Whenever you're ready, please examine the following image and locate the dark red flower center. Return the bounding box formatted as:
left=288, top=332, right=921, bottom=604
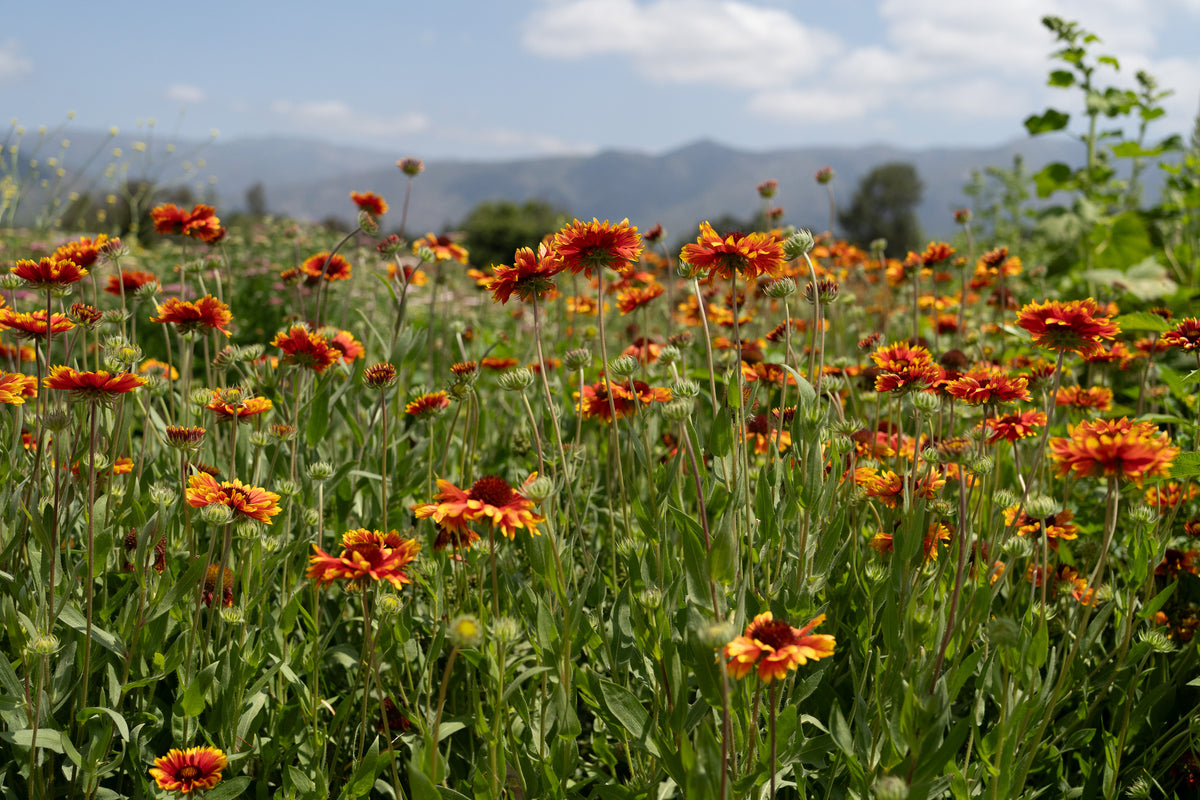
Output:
left=746, top=414, right=770, bottom=435
left=747, top=618, right=796, bottom=650
left=469, top=476, right=514, bottom=507
left=176, top=765, right=202, bottom=780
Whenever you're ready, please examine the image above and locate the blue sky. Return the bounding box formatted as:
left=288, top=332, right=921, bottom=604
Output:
left=5, top=0, right=1199, bottom=160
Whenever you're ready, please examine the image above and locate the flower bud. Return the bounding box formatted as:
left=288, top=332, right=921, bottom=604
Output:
left=656, top=345, right=681, bottom=367
left=498, top=368, right=534, bottom=392
left=523, top=475, right=554, bottom=503
left=150, top=483, right=176, bottom=507
left=814, top=166, right=835, bottom=185
left=303, top=508, right=321, bottom=527
left=357, top=210, right=380, bottom=235
left=993, top=489, right=1019, bottom=510
left=1128, top=504, right=1158, bottom=528
left=783, top=230, right=815, bottom=260
left=607, top=354, right=638, bottom=380
left=307, top=461, right=334, bottom=481
left=199, top=503, right=234, bottom=525
left=563, top=348, right=591, bottom=372
left=672, top=378, right=700, bottom=399
left=1024, top=495, right=1058, bottom=520
left=397, top=157, right=424, bottom=177
left=764, top=277, right=796, bottom=299
left=219, top=606, right=245, bottom=625
left=910, top=392, right=940, bottom=414
left=378, top=593, right=405, bottom=616
left=27, top=632, right=60, bottom=657
left=662, top=398, right=693, bottom=422
left=967, top=456, right=994, bottom=477
left=492, top=616, right=521, bottom=644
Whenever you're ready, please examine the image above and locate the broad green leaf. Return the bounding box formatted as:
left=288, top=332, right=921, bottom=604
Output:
left=1113, top=311, right=1170, bottom=333
left=1170, top=452, right=1200, bottom=479
left=1033, top=162, right=1074, bottom=197
left=1025, top=109, right=1070, bottom=136
left=203, top=776, right=252, bottom=800
left=1047, top=70, right=1075, bottom=88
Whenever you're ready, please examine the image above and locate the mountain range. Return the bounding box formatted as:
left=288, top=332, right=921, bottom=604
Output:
left=9, top=129, right=1097, bottom=239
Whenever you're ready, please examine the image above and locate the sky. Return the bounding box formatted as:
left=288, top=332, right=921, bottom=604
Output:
left=4, top=0, right=1199, bottom=161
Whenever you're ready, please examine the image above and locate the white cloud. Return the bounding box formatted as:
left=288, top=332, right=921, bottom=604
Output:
left=0, top=39, right=32, bottom=85
left=268, top=100, right=430, bottom=140
left=467, top=126, right=598, bottom=156
left=523, top=0, right=841, bottom=89
left=524, top=0, right=1200, bottom=139
left=166, top=84, right=206, bottom=103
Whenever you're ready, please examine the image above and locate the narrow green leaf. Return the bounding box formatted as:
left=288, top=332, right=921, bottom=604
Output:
left=344, top=738, right=380, bottom=798
left=202, top=776, right=252, bottom=800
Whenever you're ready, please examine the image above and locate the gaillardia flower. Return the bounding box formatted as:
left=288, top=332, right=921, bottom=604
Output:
left=44, top=366, right=146, bottom=402
left=414, top=474, right=545, bottom=541
left=553, top=218, right=642, bottom=277
left=272, top=326, right=339, bottom=373
left=350, top=191, right=388, bottom=216
left=680, top=222, right=785, bottom=281
left=724, top=612, right=835, bottom=683
left=1049, top=417, right=1179, bottom=486
left=186, top=473, right=282, bottom=524
left=0, top=371, right=37, bottom=405
left=485, top=245, right=564, bottom=304
left=299, top=252, right=352, bottom=284
left=871, top=342, right=939, bottom=394
left=11, top=256, right=87, bottom=289
left=1016, top=298, right=1119, bottom=358
left=151, top=203, right=225, bottom=243
left=413, top=233, right=469, bottom=264
left=307, top=529, right=420, bottom=590
left=151, top=296, right=233, bottom=337
left=149, top=745, right=227, bottom=793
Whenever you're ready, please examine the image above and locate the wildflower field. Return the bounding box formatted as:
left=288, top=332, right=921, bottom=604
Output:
left=3, top=16, right=1200, bottom=800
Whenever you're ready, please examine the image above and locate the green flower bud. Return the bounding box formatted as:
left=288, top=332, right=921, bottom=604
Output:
left=783, top=229, right=815, bottom=260
left=307, top=461, right=334, bottom=481
left=563, top=348, right=591, bottom=371
left=607, top=354, right=638, bottom=380
left=498, top=368, right=534, bottom=392
left=199, top=503, right=234, bottom=525
left=764, top=277, right=796, bottom=299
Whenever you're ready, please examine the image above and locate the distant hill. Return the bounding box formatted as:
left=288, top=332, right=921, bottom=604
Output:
left=7, top=129, right=1096, bottom=239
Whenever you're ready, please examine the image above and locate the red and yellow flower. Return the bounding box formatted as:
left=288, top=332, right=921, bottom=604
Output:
left=44, top=366, right=146, bottom=401
left=299, top=252, right=352, bottom=284
left=413, top=233, right=469, bottom=264
left=414, top=474, right=545, bottom=541
left=1015, top=298, right=1120, bottom=358
left=1049, top=417, right=1179, bottom=486
left=679, top=222, right=784, bottom=280
left=350, top=191, right=388, bottom=216
left=0, top=371, right=37, bottom=405
left=405, top=391, right=450, bottom=418
left=981, top=410, right=1046, bottom=444
left=0, top=309, right=75, bottom=339
left=870, top=342, right=939, bottom=394
left=943, top=364, right=1030, bottom=405
left=11, top=256, right=87, bottom=288
left=724, top=612, right=835, bottom=683
left=151, top=296, right=233, bottom=337
left=149, top=745, right=227, bottom=794
left=553, top=218, right=643, bottom=277
left=205, top=392, right=273, bottom=422
left=185, top=473, right=282, bottom=524
left=307, top=529, right=421, bottom=590
left=151, top=203, right=225, bottom=243
left=272, top=326, right=339, bottom=373
left=1161, top=318, right=1200, bottom=352
left=485, top=245, right=564, bottom=304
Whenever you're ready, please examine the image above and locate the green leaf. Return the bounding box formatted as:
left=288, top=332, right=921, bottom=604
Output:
left=344, top=738, right=380, bottom=798
left=1, top=728, right=82, bottom=765
left=407, top=760, right=441, bottom=800
left=596, top=679, right=659, bottom=756
left=202, top=776, right=252, bottom=800
left=1113, top=311, right=1170, bottom=333
left=1138, top=581, right=1176, bottom=621
left=1025, top=109, right=1070, bottom=136
left=1047, top=70, right=1075, bottom=87
left=1033, top=162, right=1074, bottom=198
left=57, top=604, right=125, bottom=657
left=1170, top=452, right=1200, bottom=479
left=306, top=381, right=331, bottom=449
